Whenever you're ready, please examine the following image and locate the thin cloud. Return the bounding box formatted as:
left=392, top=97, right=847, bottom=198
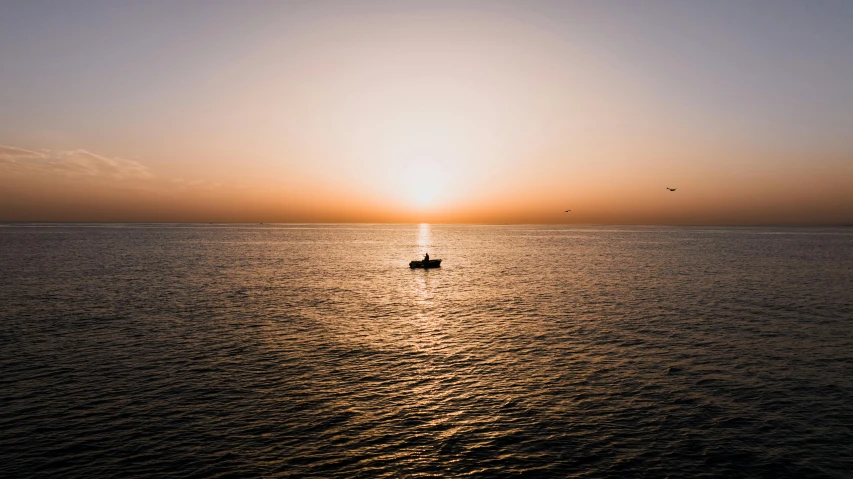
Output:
left=169, top=177, right=222, bottom=190
left=0, top=144, right=153, bottom=180
left=0, top=144, right=44, bottom=160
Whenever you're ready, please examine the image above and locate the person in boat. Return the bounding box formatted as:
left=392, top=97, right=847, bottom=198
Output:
left=423, top=252, right=429, bottom=262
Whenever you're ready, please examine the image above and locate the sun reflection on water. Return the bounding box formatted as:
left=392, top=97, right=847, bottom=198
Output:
left=417, top=223, right=432, bottom=253
left=408, top=223, right=444, bottom=358
left=412, top=265, right=434, bottom=306
left=413, top=223, right=438, bottom=306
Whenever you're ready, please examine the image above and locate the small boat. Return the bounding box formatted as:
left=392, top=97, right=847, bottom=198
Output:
left=410, top=259, right=442, bottom=269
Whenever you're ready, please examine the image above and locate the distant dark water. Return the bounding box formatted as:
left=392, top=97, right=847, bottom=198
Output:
left=1, top=224, right=852, bottom=478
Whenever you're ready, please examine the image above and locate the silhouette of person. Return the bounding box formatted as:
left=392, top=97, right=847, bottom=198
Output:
left=423, top=252, right=429, bottom=262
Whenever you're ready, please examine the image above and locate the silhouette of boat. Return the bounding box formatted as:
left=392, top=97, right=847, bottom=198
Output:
left=409, top=259, right=442, bottom=269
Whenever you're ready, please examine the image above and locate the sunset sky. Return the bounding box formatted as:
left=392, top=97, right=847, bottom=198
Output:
left=1, top=1, right=851, bottom=224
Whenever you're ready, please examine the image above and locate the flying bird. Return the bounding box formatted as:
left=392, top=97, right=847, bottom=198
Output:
left=666, top=188, right=677, bottom=191
left=565, top=210, right=571, bottom=212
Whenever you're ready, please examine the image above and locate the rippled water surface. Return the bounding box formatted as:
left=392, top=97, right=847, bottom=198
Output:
left=2, top=224, right=852, bottom=478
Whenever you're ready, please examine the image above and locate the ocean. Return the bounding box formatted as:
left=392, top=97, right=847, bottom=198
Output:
left=1, top=224, right=851, bottom=478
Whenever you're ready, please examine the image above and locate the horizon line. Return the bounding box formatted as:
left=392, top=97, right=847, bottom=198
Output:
left=2, top=221, right=851, bottom=228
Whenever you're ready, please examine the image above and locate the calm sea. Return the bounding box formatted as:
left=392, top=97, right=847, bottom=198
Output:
left=1, top=224, right=852, bottom=478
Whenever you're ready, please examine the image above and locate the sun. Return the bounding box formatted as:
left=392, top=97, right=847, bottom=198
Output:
left=414, top=188, right=435, bottom=207
left=403, top=159, right=449, bottom=209
left=372, top=118, right=472, bottom=211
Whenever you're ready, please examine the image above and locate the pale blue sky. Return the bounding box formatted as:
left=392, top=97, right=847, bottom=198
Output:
left=3, top=1, right=851, bottom=146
